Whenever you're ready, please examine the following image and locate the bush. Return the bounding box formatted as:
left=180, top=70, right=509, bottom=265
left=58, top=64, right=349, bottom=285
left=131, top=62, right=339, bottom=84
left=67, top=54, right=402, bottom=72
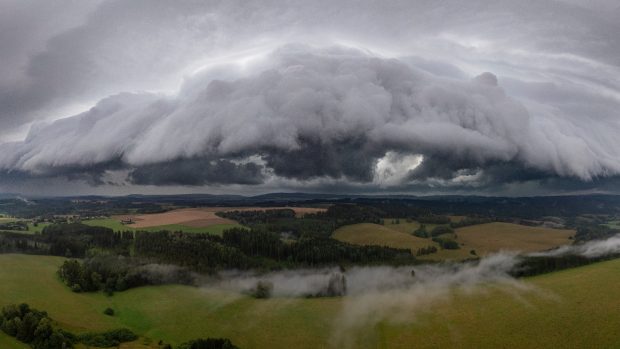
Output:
left=178, top=338, right=239, bottom=349
left=417, top=215, right=451, bottom=224
left=416, top=245, right=438, bottom=256
left=79, top=328, right=137, bottom=347
left=430, top=226, right=454, bottom=237
left=103, top=308, right=114, bottom=316
left=251, top=281, right=273, bottom=299
left=0, top=303, right=75, bottom=349
left=432, top=237, right=460, bottom=250
left=412, top=225, right=429, bottom=238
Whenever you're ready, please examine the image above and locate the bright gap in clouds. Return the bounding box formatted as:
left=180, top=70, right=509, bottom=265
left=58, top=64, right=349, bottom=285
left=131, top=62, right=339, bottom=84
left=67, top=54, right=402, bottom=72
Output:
left=374, top=152, right=424, bottom=187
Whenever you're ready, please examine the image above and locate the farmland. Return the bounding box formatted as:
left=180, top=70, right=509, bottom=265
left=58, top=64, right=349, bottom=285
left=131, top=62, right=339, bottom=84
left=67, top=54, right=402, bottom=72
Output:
left=456, top=222, right=574, bottom=255
left=113, top=207, right=326, bottom=228
left=79, top=206, right=326, bottom=235
left=333, top=220, right=575, bottom=260
left=1, top=253, right=620, bottom=348
left=332, top=223, right=433, bottom=252
left=82, top=218, right=244, bottom=235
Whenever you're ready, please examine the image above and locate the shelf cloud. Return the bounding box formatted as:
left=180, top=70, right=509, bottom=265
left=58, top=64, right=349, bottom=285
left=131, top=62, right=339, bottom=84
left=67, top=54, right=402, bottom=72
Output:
left=1, top=0, right=619, bottom=195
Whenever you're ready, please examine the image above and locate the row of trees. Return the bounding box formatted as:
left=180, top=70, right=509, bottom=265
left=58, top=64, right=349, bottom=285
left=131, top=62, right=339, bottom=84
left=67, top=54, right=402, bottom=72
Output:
left=135, top=229, right=414, bottom=272
left=219, top=205, right=387, bottom=239
left=0, top=221, right=28, bottom=231
left=58, top=255, right=195, bottom=294
left=511, top=253, right=620, bottom=277
left=416, top=246, right=438, bottom=256
left=0, top=223, right=134, bottom=257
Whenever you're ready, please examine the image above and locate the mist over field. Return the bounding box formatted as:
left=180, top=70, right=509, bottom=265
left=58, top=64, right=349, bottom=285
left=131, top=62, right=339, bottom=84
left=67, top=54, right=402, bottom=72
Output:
left=186, top=233, right=619, bottom=347
left=208, top=233, right=620, bottom=296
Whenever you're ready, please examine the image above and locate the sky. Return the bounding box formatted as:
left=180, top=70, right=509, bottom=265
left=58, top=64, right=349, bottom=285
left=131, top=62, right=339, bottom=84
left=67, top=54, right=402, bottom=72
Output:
left=0, top=0, right=619, bottom=196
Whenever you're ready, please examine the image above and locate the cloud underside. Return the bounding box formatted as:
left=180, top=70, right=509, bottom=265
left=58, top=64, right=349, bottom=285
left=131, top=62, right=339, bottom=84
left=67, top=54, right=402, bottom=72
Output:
left=0, top=44, right=619, bottom=194
left=1, top=0, right=619, bottom=194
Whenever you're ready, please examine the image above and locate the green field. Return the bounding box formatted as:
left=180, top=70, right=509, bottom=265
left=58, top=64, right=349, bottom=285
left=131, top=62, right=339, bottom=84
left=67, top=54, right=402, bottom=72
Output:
left=604, top=220, right=620, bottom=229
left=82, top=218, right=244, bottom=236
left=0, top=332, right=30, bottom=348
left=2, top=253, right=620, bottom=348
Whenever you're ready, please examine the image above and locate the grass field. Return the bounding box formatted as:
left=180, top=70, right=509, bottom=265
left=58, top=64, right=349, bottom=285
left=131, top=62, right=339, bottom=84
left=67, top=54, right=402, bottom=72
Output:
left=82, top=218, right=244, bottom=236
left=1, top=253, right=620, bottom=348
left=0, top=332, right=30, bottom=348
left=604, top=220, right=620, bottom=229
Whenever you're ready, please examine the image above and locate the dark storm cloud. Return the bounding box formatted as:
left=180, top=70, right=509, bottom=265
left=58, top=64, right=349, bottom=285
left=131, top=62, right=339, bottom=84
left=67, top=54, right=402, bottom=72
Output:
left=0, top=0, right=619, bottom=194
left=262, top=137, right=383, bottom=182
left=128, top=158, right=265, bottom=186
left=1, top=44, right=619, bottom=192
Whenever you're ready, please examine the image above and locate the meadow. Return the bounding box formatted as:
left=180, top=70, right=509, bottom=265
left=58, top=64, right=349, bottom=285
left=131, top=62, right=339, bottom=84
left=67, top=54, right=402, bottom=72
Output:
left=2, top=253, right=620, bottom=348
left=604, top=220, right=620, bottom=229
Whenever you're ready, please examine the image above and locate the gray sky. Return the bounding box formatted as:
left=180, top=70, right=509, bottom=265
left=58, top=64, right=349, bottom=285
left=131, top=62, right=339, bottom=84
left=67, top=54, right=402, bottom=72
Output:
left=1, top=0, right=619, bottom=196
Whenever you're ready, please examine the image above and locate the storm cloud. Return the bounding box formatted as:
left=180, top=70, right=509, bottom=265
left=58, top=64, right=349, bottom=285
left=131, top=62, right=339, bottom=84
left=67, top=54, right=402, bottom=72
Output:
left=0, top=0, right=619, bottom=194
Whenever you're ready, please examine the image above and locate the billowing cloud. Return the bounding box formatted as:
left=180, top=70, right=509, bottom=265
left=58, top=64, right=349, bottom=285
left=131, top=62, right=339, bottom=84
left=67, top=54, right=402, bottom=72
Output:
left=0, top=0, right=619, bottom=194
left=1, top=45, right=620, bottom=191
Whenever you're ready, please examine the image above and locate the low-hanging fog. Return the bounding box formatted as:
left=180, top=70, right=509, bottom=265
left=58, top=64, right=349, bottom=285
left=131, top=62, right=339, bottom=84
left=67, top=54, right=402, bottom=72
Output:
left=200, top=234, right=620, bottom=347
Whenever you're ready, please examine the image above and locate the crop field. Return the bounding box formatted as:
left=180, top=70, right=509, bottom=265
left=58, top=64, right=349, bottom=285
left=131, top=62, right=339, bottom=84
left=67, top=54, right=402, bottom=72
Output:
left=333, top=221, right=473, bottom=260
left=82, top=218, right=245, bottom=235
left=113, top=207, right=326, bottom=229
left=334, top=221, right=575, bottom=261
left=81, top=206, right=325, bottom=235
left=455, top=222, right=575, bottom=255
left=332, top=223, right=433, bottom=252
left=1, top=253, right=620, bottom=348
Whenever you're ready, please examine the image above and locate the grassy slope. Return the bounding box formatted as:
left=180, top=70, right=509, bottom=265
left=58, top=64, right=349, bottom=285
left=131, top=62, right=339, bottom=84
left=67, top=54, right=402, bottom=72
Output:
left=1, top=254, right=620, bottom=348
left=82, top=218, right=244, bottom=236
left=0, top=332, right=30, bottom=348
